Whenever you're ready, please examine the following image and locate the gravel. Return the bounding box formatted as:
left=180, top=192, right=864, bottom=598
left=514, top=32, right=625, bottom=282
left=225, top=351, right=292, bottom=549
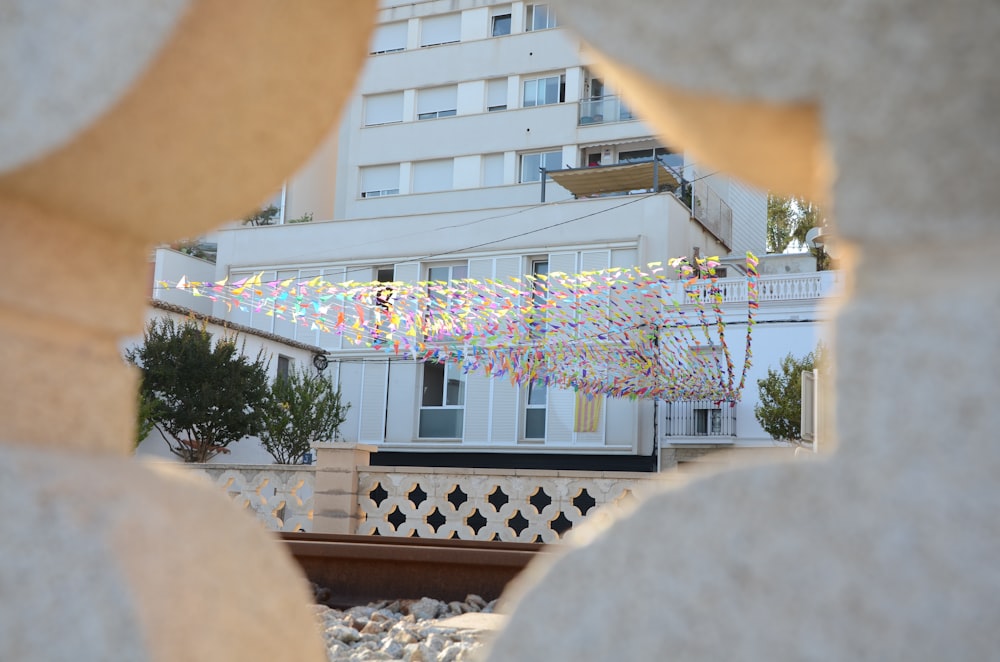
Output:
left=311, top=587, right=499, bottom=661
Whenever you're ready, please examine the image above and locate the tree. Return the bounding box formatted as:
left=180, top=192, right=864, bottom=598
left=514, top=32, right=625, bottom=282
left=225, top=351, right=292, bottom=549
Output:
left=766, top=194, right=831, bottom=269
left=241, top=204, right=280, bottom=226
left=260, top=368, right=350, bottom=464
left=754, top=349, right=820, bottom=445
left=126, top=318, right=271, bottom=462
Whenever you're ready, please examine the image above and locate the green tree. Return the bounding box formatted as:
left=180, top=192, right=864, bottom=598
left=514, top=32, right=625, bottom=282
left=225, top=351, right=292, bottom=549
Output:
left=126, top=318, right=270, bottom=462
left=766, top=194, right=831, bottom=269
left=260, top=368, right=350, bottom=464
left=754, top=349, right=820, bottom=445
left=242, top=204, right=280, bottom=226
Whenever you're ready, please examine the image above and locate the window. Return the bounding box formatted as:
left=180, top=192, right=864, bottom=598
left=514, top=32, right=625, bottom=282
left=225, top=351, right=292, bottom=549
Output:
left=523, top=74, right=565, bottom=107
left=417, top=85, right=458, bottom=120
left=276, top=355, right=292, bottom=380
left=412, top=159, right=454, bottom=194
left=264, top=185, right=286, bottom=224
left=487, top=78, right=508, bottom=112
left=426, top=263, right=469, bottom=325
left=618, top=146, right=682, bottom=170
left=491, top=13, right=511, bottom=36
left=420, top=13, right=460, bottom=47
left=482, top=153, right=505, bottom=187
left=370, top=22, right=407, bottom=54
left=524, top=380, right=547, bottom=439
left=694, top=407, right=723, bottom=435
left=526, top=4, right=557, bottom=31
left=519, top=150, right=563, bottom=183
left=529, top=259, right=548, bottom=336
left=364, top=92, right=403, bottom=126
left=419, top=362, right=466, bottom=438
left=360, top=164, right=400, bottom=198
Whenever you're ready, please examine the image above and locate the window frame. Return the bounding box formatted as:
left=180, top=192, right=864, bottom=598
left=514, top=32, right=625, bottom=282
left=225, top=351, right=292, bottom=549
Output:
left=491, top=13, right=512, bottom=37
left=418, top=361, right=467, bottom=438
left=360, top=164, right=401, bottom=199
left=526, top=4, right=558, bottom=31
left=522, top=74, right=565, bottom=108
left=519, top=150, right=563, bottom=183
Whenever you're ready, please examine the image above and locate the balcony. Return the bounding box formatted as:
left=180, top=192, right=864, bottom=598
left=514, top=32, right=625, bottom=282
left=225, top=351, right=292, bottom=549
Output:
left=578, top=95, right=636, bottom=125
left=663, top=400, right=737, bottom=439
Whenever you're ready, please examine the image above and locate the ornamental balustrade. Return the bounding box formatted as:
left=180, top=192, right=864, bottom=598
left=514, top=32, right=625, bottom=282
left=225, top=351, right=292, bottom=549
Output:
left=355, top=468, right=672, bottom=543
left=188, top=464, right=315, bottom=532
left=677, top=272, right=833, bottom=306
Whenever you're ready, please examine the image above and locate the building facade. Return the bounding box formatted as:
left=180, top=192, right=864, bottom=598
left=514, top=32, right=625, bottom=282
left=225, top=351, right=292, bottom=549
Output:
left=153, top=1, right=832, bottom=470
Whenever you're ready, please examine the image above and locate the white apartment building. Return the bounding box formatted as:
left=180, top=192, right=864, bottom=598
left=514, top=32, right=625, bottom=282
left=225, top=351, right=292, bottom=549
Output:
left=153, top=1, right=834, bottom=471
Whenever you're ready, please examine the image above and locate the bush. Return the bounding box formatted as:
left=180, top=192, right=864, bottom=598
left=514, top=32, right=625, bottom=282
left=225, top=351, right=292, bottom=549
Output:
left=260, top=368, right=350, bottom=464
left=126, top=318, right=270, bottom=462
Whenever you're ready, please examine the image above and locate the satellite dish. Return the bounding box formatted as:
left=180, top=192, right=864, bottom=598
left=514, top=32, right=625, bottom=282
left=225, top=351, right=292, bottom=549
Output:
left=804, top=226, right=822, bottom=248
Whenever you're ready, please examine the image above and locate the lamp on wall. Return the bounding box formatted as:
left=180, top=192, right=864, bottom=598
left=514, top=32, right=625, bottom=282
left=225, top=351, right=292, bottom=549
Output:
left=312, top=353, right=329, bottom=372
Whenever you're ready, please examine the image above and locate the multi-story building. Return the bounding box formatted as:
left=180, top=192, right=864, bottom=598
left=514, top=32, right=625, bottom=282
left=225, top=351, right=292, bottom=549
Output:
left=150, top=2, right=833, bottom=470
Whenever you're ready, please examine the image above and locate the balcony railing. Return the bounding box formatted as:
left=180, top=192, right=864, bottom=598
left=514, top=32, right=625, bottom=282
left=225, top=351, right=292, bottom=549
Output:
left=663, top=400, right=737, bottom=438
left=675, top=272, right=836, bottom=306
left=578, top=95, right=636, bottom=125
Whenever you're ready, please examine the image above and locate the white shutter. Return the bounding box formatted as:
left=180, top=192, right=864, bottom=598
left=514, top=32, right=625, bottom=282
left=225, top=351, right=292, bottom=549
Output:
left=272, top=269, right=299, bottom=342
left=358, top=360, right=388, bottom=443
left=487, top=78, right=508, bottom=110
left=482, top=153, right=505, bottom=186
left=392, top=262, right=420, bottom=284
left=420, top=13, right=460, bottom=46
left=463, top=258, right=494, bottom=442
left=341, top=266, right=373, bottom=348
left=412, top=159, right=454, bottom=193
left=247, top=270, right=276, bottom=334
left=364, top=92, right=403, bottom=126
left=361, top=164, right=399, bottom=196
left=417, top=86, right=457, bottom=116
left=370, top=22, right=407, bottom=53
left=545, top=252, right=577, bottom=444
left=491, top=256, right=522, bottom=443
left=339, top=361, right=364, bottom=442
left=322, top=266, right=346, bottom=349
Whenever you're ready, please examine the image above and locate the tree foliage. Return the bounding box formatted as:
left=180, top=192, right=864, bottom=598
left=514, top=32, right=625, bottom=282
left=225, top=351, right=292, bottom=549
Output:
left=766, top=194, right=831, bottom=269
left=754, top=349, right=819, bottom=444
left=126, top=318, right=271, bottom=462
left=242, top=204, right=280, bottom=227
left=260, top=368, right=350, bottom=464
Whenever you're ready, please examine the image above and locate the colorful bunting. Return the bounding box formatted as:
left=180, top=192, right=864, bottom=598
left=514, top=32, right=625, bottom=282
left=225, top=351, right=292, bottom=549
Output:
left=165, top=254, right=758, bottom=401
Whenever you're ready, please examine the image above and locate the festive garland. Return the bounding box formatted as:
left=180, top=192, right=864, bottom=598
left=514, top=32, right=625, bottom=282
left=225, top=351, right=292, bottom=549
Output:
left=163, top=253, right=758, bottom=401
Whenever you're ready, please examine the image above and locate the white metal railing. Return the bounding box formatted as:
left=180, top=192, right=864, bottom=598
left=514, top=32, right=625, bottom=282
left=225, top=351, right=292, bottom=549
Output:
left=356, top=468, right=671, bottom=543
left=187, top=464, right=314, bottom=532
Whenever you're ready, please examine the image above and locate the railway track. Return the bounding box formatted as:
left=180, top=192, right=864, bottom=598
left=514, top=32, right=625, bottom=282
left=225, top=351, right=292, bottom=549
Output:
left=280, top=532, right=548, bottom=608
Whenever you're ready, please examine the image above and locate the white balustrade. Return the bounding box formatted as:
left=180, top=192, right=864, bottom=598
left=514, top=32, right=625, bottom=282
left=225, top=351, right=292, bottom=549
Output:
left=356, top=469, right=671, bottom=543
left=189, top=464, right=315, bottom=532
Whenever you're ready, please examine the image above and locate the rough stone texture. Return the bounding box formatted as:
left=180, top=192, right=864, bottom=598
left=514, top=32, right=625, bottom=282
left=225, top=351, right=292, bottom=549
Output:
left=313, top=595, right=499, bottom=661
left=0, top=1, right=376, bottom=659
left=487, top=2, right=1000, bottom=660
left=0, top=445, right=326, bottom=661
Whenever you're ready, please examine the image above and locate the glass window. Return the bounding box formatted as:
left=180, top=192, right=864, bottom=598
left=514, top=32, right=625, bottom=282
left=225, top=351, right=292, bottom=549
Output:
left=524, top=380, right=547, bottom=439
left=526, top=4, right=557, bottom=31
left=419, top=362, right=466, bottom=438
left=520, top=150, right=563, bottom=183
left=522, top=74, right=564, bottom=107
left=618, top=146, right=683, bottom=170
left=492, top=13, right=511, bottom=36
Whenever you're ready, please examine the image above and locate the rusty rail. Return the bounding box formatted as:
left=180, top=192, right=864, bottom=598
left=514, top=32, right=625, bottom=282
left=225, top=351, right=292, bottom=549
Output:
left=280, top=532, right=548, bottom=608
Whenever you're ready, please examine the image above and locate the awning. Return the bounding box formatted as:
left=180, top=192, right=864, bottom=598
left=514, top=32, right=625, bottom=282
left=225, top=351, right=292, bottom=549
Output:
left=547, top=161, right=680, bottom=198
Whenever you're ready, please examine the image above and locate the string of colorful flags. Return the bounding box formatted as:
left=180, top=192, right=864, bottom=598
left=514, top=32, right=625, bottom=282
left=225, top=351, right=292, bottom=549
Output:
left=161, top=253, right=758, bottom=401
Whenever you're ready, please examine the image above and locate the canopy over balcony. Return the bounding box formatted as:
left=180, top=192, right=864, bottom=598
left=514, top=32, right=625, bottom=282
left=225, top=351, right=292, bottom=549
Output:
left=546, top=160, right=680, bottom=198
